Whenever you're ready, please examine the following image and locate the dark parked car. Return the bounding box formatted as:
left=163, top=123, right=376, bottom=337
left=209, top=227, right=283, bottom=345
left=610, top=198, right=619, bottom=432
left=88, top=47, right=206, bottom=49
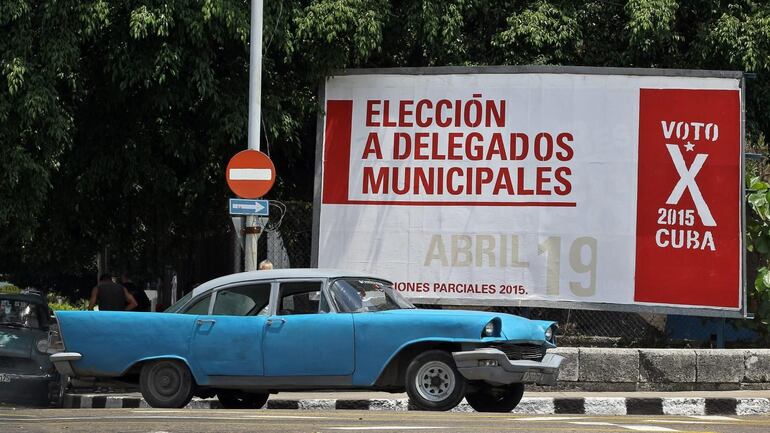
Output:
left=0, top=287, right=61, bottom=407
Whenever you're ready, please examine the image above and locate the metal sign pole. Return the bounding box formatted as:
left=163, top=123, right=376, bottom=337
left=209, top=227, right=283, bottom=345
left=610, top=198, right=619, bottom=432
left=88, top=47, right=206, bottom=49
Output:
left=244, top=0, right=263, bottom=272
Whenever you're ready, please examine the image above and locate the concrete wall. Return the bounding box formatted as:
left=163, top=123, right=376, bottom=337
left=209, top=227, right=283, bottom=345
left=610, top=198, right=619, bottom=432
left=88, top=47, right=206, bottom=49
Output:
left=545, top=348, right=770, bottom=391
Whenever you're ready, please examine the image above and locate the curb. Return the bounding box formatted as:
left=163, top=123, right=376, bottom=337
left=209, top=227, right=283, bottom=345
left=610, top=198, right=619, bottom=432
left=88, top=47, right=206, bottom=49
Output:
left=63, top=395, right=770, bottom=415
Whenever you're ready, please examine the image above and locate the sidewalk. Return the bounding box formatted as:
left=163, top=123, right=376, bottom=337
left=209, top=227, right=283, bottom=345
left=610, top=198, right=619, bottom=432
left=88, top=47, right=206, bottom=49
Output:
left=64, top=390, right=770, bottom=415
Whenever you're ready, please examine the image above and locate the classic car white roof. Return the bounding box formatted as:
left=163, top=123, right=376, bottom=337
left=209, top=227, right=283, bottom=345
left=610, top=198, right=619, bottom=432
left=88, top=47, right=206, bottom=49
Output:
left=190, top=268, right=383, bottom=297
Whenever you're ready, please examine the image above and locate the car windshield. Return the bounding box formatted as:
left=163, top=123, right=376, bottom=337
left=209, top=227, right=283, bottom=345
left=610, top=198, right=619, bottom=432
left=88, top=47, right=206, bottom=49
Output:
left=0, top=298, right=42, bottom=329
left=329, top=278, right=415, bottom=313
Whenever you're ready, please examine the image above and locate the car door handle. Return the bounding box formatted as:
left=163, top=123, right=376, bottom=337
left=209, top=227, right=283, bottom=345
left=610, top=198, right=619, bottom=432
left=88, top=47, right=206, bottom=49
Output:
left=196, top=319, right=216, bottom=325
left=266, top=318, right=286, bottom=326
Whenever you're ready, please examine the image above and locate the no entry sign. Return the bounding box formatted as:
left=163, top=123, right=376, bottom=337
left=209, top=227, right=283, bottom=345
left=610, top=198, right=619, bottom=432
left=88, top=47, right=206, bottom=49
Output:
left=226, top=150, right=276, bottom=198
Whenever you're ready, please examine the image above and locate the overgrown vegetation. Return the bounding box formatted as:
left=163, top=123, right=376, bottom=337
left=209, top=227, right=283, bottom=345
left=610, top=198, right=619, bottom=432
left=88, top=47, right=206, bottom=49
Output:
left=2, top=1, right=770, bottom=332
left=747, top=174, right=770, bottom=342
left=46, top=292, right=88, bottom=311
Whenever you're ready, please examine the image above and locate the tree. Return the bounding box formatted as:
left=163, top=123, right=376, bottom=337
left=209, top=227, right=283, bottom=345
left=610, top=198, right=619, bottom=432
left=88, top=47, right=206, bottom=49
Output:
left=0, top=1, right=86, bottom=268
left=2, top=1, right=769, bottom=306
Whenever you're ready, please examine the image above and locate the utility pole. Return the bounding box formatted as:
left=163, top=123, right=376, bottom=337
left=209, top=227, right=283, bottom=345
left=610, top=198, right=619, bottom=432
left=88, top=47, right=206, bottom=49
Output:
left=244, top=0, right=263, bottom=272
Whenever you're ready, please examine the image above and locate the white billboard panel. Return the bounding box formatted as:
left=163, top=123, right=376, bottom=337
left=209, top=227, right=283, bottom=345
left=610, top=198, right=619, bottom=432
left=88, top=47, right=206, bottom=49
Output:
left=314, top=67, right=745, bottom=316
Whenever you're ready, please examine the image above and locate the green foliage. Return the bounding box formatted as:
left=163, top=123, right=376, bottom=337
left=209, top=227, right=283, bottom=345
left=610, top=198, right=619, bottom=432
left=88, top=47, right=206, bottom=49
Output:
left=705, top=4, right=770, bottom=72
left=625, top=0, right=679, bottom=64
left=295, top=0, right=388, bottom=69
left=46, top=291, right=87, bottom=311
left=0, top=0, right=85, bottom=255
left=129, top=5, right=174, bottom=39
left=48, top=300, right=88, bottom=311
left=494, top=1, right=582, bottom=64
left=380, top=0, right=469, bottom=66
left=2, top=1, right=770, bottom=326
left=746, top=176, right=770, bottom=341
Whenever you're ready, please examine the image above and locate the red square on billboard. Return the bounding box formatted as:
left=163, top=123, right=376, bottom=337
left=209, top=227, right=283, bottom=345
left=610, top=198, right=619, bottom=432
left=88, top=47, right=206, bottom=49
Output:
left=323, top=100, right=353, bottom=204
left=635, top=89, right=741, bottom=308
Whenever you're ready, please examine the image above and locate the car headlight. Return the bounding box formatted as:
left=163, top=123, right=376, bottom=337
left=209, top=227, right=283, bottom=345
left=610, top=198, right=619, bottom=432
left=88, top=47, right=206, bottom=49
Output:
left=544, top=323, right=558, bottom=342
left=482, top=320, right=496, bottom=337
left=36, top=338, right=49, bottom=353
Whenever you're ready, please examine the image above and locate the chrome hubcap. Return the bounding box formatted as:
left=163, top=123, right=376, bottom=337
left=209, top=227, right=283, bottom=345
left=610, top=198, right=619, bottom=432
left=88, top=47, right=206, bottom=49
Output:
left=155, top=366, right=180, bottom=397
left=415, top=360, right=455, bottom=402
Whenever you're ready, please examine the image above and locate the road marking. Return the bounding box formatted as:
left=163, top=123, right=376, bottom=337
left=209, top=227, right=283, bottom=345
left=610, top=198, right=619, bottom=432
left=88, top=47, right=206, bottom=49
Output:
left=131, top=410, right=331, bottom=420
left=326, top=428, right=446, bottom=431
left=645, top=420, right=714, bottom=424
left=131, top=410, right=195, bottom=413
left=243, top=415, right=332, bottom=419
left=0, top=416, right=279, bottom=422
left=514, top=416, right=588, bottom=421
left=688, top=415, right=741, bottom=421
left=0, top=417, right=101, bottom=422
left=617, top=426, right=679, bottom=432
left=571, top=422, right=679, bottom=432
left=570, top=422, right=615, bottom=426
left=229, top=168, right=272, bottom=180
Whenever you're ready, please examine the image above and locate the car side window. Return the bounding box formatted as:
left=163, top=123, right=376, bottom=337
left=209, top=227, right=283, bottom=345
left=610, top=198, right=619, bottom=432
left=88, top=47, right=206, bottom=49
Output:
left=277, top=281, right=330, bottom=315
left=181, top=293, right=212, bottom=315
left=212, top=284, right=270, bottom=316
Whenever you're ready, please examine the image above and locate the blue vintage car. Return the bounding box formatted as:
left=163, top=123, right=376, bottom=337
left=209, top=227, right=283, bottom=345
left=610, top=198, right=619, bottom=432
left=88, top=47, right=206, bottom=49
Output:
left=50, top=269, right=563, bottom=411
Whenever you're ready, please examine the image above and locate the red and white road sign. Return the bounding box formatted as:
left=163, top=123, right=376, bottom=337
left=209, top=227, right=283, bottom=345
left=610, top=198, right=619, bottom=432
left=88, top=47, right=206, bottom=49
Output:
left=226, top=150, right=276, bottom=198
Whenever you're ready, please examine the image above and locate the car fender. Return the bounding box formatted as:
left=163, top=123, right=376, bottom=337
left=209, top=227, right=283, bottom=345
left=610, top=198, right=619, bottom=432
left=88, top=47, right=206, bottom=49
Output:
left=368, top=336, right=496, bottom=386
left=122, top=355, right=205, bottom=385
left=352, top=310, right=555, bottom=386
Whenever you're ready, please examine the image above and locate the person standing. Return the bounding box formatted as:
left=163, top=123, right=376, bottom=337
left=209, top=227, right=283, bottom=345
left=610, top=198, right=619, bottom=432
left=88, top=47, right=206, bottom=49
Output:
left=258, top=260, right=273, bottom=270
left=121, top=273, right=152, bottom=312
left=88, top=274, right=138, bottom=311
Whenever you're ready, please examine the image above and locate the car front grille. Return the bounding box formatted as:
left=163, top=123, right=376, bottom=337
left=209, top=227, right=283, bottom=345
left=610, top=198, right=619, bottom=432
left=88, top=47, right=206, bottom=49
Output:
left=491, top=344, right=546, bottom=361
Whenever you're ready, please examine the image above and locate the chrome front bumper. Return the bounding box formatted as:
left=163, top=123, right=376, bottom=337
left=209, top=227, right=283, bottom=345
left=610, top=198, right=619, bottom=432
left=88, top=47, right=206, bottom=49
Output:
left=49, top=352, right=82, bottom=377
left=452, top=348, right=563, bottom=386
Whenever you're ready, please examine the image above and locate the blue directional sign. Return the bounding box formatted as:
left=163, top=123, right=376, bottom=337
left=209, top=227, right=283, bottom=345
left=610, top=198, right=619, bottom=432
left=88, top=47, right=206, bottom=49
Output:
left=229, top=198, right=269, bottom=216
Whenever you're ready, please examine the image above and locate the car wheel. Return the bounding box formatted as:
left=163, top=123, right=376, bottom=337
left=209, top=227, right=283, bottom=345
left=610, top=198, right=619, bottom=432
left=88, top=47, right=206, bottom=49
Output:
left=217, top=390, right=269, bottom=409
left=405, top=350, right=466, bottom=411
left=465, top=383, right=524, bottom=413
left=140, top=360, right=194, bottom=408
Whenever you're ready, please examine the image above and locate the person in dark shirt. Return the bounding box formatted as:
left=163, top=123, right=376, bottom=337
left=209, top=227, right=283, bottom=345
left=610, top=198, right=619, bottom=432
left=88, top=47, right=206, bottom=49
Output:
left=121, top=273, right=152, bottom=312
left=88, top=274, right=138, bottom=311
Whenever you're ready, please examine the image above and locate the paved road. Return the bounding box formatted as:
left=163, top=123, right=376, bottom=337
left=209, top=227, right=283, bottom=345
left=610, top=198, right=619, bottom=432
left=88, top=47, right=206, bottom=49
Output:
left=0, top=409, right=768, bottom=433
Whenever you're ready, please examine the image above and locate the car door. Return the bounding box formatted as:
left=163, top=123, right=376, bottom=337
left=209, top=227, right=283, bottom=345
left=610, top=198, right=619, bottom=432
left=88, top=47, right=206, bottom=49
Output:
left=188, top=283, right=271, bottom=377
left=262, top=280, right=354, bottom=377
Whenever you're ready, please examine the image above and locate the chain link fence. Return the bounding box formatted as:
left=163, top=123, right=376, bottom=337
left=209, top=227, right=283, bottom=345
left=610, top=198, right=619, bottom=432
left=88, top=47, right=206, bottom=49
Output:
left=489, top=307, right=668, bottom=347
left=259, top=201, right=313, bottom=269
left=257, top=200, right=746, bottom=348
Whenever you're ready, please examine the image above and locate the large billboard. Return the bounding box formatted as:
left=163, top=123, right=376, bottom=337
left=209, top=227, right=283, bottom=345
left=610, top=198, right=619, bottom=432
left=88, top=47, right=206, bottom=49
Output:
left=312, top=66, right=746, bottom=317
